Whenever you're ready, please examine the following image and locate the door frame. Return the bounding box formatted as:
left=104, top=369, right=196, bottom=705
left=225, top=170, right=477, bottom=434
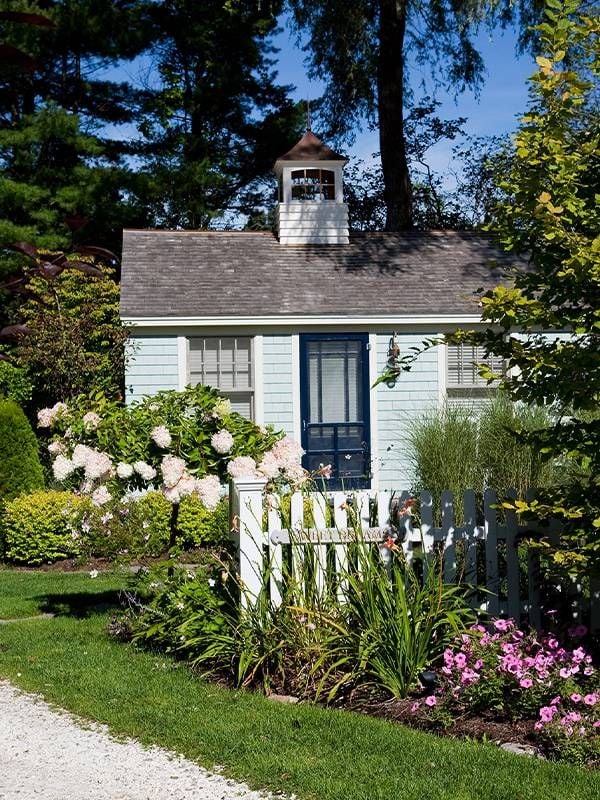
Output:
left=299, top=332, right=371, bottom=489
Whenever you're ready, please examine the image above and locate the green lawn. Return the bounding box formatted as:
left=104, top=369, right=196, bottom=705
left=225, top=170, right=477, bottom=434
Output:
left=0, top=570, right=598, bottom=800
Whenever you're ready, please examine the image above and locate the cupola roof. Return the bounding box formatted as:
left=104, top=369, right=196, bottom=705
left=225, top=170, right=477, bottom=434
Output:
left=275, top=130, right=346, bottom=165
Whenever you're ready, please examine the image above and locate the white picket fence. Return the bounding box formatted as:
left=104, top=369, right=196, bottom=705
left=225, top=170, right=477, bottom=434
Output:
left=230, top=478, right=600, bottom=632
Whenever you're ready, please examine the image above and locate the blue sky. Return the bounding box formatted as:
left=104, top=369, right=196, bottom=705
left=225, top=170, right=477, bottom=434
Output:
left=271, top=16, right=536, bottom=172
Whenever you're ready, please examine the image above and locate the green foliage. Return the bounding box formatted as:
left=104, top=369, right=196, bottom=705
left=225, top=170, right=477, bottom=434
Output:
left=1, top=489, right=81, bottom=564
left=0, top=399, right=43, bottom=501
left=407, top=397, right=560, bottom=520
left=127, top=564, right=229, bottom=656
left=466, top=2, right=600, bottom=571
left=407, top=403, right=479, bottom=518
left=10, top=262, right=127, bottom=406
left=74, top=492, right=231, bottom=559
left=0, top=361, right=33, bottom=406
left=312, top=546, right=476, bottom=700
left=178, top=496, right=230, bottom=546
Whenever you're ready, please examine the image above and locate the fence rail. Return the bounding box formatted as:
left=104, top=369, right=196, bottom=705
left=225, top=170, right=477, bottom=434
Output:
left=230, top=479, right=600, bottom=632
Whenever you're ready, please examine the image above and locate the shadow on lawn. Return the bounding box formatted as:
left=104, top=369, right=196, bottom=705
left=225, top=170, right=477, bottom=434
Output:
left=35, top=590, right=123, bottom=618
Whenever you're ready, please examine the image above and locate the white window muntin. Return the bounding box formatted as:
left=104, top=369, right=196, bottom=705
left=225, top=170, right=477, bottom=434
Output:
left=188, top=336, right=254, bottom=418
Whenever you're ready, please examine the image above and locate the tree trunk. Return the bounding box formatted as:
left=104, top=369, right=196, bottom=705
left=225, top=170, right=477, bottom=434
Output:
left=377, top=0, right=412, bottom=230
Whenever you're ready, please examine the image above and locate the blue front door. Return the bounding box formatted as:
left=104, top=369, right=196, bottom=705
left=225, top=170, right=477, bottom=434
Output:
left=300, top=334, right=371, bottom=489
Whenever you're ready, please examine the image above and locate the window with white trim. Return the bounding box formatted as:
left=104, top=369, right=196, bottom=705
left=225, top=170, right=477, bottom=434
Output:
left=188, top=337, right=254, bottom=418
left=290, top=168, right=335, bottom=201
left=447, top=343, right=504, bottom=398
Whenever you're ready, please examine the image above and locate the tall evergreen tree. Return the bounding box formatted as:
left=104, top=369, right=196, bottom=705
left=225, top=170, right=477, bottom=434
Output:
left=0, top=1, right=151, bottom=253
left=287, top=0, right=545, bottom=231
left=137, top=0, right=303, bottom=229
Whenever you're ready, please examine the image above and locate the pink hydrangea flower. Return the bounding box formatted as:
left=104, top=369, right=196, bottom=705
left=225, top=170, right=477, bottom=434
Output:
left=270, top=437, right=304, bottom=469
left=161, top=455, right=187, bottom=489
left=37, top=402, right=67, bottom=428
left=116, top=462, right=134, bottom=479
left=48, top=440, right=66, bottom=456
left=133, top=461, right=157, bottom=481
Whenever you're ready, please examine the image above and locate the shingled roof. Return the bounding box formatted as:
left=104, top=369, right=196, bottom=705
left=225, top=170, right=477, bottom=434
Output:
left=120, top=229, right=516, bottom=319
left=275, top=130, right=346, bottom=163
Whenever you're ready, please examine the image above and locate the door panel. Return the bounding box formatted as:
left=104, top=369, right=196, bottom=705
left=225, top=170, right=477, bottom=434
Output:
left=300, top=334, right=371, bottom=489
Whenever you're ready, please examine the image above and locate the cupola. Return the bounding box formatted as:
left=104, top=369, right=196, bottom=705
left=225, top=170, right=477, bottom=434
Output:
left=273, top=130, right=349, bottom=245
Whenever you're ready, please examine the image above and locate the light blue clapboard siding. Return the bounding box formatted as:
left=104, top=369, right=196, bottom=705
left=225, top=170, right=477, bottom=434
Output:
left=262, top=335, right=294, bottom=436
left=374, top=333, right=439, bottom=491
left=125, top=335, right=179, bottom=403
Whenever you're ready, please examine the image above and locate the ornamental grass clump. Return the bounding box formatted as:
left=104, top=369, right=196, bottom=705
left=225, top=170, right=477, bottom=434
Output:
left=412, top=619, right=599, bottom=765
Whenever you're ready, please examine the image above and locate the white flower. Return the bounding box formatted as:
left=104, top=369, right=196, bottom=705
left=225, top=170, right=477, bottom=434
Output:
left=151, top=425, right=172, bottom=449
left=48, top=440, right=66, bottom=456
left=271, top=437, right=304, bottom=470
left=37, top=402, right=67, bottom=428
left=100, top=512, right=113, bottom=524
left=82, top=412, right=101, bottom=430
left=160, top=455, right=186, bottom=488
left=83, top=450, right=112, bottom=481
left=91, top=485, right=112, bottom=507
left=72, top=444, right=93, bottom=468
left=211, top=429, right=234, bottom=454
left=226, top=456, right=258, bottom=479
left=116, top=462, right=134, bottom=479
left=195, top=475, right=221, bottom=511
left=52, top=454, right=76, bottom=482
left=257, top=451, right=280, bottom=479
left=285, top=462, right=309, bottom=487
left=213, top=398, right=232, bottom=418
left=133, top=461, right=157, bottom=481
left=89, top=569, right=99, bottom=579
left=162, top=485, right=182, bottom=504
left=208, top=578, right=216, bottom=588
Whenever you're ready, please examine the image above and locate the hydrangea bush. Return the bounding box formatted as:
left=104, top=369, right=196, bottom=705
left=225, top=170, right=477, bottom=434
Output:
left=38, top=385, right=308, bottom=550
left=411, top=618, right=599, bottom=764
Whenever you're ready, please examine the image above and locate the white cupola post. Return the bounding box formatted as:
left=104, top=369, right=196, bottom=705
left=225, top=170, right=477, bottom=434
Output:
left=273, top=130, right=349, bottom=245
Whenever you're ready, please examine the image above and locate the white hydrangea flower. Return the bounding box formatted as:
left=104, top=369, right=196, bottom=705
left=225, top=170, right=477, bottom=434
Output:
left=37, top=401, right=67, bottom=428
left=134, top=461, right=157, bottom=481
left=116, top=462, right=134, bottom=479
left=82, top=412, right=101, bottom=430
left=195, top=475, right=221, bottom=511
left=160, top=455, right=187, bottom=488
left=162, top=485, right=181, bottom=504
left=48, top=440, right=66, bottom=456
left=91, top=485, right=111, bottom=507
left=213, top=398, right=232, bottom=418
left=52, top=454, right=76, bottom=482
left=257, top=451, right=280, bottom=479
left=271, top=437, right=304, bottom=470
left=72, top=444, right=93, bottom=468
left=151, top=425, right=172, bottom=449
left=285, top=462, right=309, bottom=487
left=83, top=450, right=112, bottom=481
left=211, top=429, right=234, bottom=454
left=226, top=456, right=258, bottom=479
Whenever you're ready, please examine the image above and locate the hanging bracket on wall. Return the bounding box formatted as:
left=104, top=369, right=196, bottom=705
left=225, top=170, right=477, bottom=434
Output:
left=385, top=332, right=400, bottom=388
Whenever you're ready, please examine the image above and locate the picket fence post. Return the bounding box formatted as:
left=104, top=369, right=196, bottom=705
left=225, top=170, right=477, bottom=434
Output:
left=230, top=477, right=268, bottom=607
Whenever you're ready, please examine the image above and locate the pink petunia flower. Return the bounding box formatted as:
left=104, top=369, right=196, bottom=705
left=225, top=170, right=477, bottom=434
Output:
left=424, top=696, right=437, bottom=707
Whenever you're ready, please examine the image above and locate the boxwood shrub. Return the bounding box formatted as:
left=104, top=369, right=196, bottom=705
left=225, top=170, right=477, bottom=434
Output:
left=2, top=490, right=82, bottom=564
left=0, top=399, right=44, bottom=501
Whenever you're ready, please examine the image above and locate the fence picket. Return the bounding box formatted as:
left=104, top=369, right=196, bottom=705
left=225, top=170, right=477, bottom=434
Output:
left=419, top=491, right=435, bottom=579
left=267, top=495, right=283, bottom=607
left=463, top=489, right=478, bottom=607
left=333, top=492, right=350, bottom=594
left=311, top=493, right=328, bottom=598
left=441, top=490, right=456, bottom=584
left=484, top=489, right=500, bottom=617
left=505, top=489, right=521, bottom=621
left=290, top=491, right=305, bottom=596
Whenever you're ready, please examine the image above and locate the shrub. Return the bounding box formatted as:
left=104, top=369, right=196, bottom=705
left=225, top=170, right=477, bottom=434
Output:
left=2, top=490, right=82, bottom=564
left=126, top=564, right=228, bottom=656
left=73, top=492, right=231, bottom=559
left=0, top=399, right=44, bottom=501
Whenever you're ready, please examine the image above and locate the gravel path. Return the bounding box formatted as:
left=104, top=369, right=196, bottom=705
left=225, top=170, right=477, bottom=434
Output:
left=0, top=681, right=290, bottom=800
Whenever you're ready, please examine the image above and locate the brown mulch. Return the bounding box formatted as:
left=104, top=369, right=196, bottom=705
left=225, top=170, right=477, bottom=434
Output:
left=365, top=696, right=538, bottom=748
left=3, top=548, right=218, bottom=573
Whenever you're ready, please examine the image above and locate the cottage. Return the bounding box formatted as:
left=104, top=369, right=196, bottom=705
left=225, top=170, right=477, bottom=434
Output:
left=120, top=130, right=511, bottom=490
